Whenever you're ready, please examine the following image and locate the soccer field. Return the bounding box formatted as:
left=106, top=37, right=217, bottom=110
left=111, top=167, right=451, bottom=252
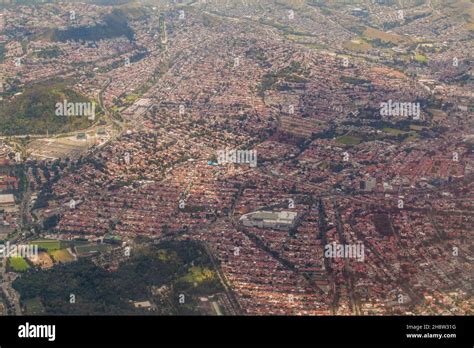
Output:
left=30, top=240, right=61, bottom=251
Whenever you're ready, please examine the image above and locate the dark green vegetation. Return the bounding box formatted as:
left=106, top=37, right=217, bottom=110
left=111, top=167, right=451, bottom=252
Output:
left=0, top=81, right=99, bottom=135
left=340, top=75, right=371, bottom=85
left=30, top=47, right=62, bottom=59
left=52, top=9, right=134, bottom=42
left=258, top=61, right=309, bottom=97
left=0, top=43, right=5, bottom=63
left=13, top=240, right=224, bottom=315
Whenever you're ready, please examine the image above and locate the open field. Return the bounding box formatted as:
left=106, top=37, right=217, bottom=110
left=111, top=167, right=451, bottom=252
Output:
left=180, top=266, right=216, bottom=284
left=29, top=136, right=92, bottom=160
left=280, top=116, right=326, bottom=138
left=403, top=134, right=418, bottom=143
left=409, top=125, right=429, bottom=131
left=336, top=135, right=361, bottom=145
left=30, top=239, right=61, bottom=251
left=74, top=243, right=111, bottom=256
left=343, top=38, right=372, bottom=53
left=383, top=127, right=407, bottom=136
left=8, top=257, right=30, bottom=271
left=28, top=251, right=54, bottom=269
left=363, top=27, right=407, bottom=44
left=50, top=249, right=74, bottom=263
left=414, top=53, right=429, bottom=63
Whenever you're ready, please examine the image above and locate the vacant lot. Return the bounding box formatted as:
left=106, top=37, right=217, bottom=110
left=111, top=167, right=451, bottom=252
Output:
left=28, top=137, right=90, bottom=161
left=364, top=27, right=406, bottom=44
left=28, top=251, right=54, bottom=269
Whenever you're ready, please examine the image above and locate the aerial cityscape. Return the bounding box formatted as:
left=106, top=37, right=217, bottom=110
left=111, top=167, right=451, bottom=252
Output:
left=0, top=0, right=472, bottom=318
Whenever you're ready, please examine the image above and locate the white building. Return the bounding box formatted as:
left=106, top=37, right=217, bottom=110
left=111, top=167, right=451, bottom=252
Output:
left=239, top=211, right=298, bottom=230
left=0, top=194, right=15, bottom=207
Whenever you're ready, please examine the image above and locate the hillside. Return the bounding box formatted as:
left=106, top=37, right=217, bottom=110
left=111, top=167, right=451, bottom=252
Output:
left=52, top=9, right=135, bottom=42
left=0, top=81, right=99, bottom=136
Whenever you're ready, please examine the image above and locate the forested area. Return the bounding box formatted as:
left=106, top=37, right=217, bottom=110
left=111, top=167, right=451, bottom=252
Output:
left=13, top=240, right=223, bottom=315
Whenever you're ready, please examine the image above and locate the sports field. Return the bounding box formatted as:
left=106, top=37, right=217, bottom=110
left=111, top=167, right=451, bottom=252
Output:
left=50, top=249, right=74, bottom=263
left=30, top=239, right=61, bottom=251
left=336, top=135, right=361, bottom=145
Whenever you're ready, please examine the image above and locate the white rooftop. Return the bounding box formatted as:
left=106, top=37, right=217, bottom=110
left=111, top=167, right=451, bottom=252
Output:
left=0, top=194, right=15, bottom=205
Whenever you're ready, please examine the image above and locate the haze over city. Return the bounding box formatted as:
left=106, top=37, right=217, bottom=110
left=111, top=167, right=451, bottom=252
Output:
left=0, top=0, right=472, bottom=319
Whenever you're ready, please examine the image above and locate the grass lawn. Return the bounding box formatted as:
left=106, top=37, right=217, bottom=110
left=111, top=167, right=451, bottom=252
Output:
left=336, top=135, right=361, bottom=145
left=8, top=257, right=30, bottom=271
left=409, top=125, right=428, bottom=131
left=383, top=127, right=407, bottom=135
left=50, top=249, right=74, bottom=263
left=414, top=53, right=429, bottom=63
left=30, top=239, right=61, bottom=251
left=180, top=266, right=215, bottom=284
